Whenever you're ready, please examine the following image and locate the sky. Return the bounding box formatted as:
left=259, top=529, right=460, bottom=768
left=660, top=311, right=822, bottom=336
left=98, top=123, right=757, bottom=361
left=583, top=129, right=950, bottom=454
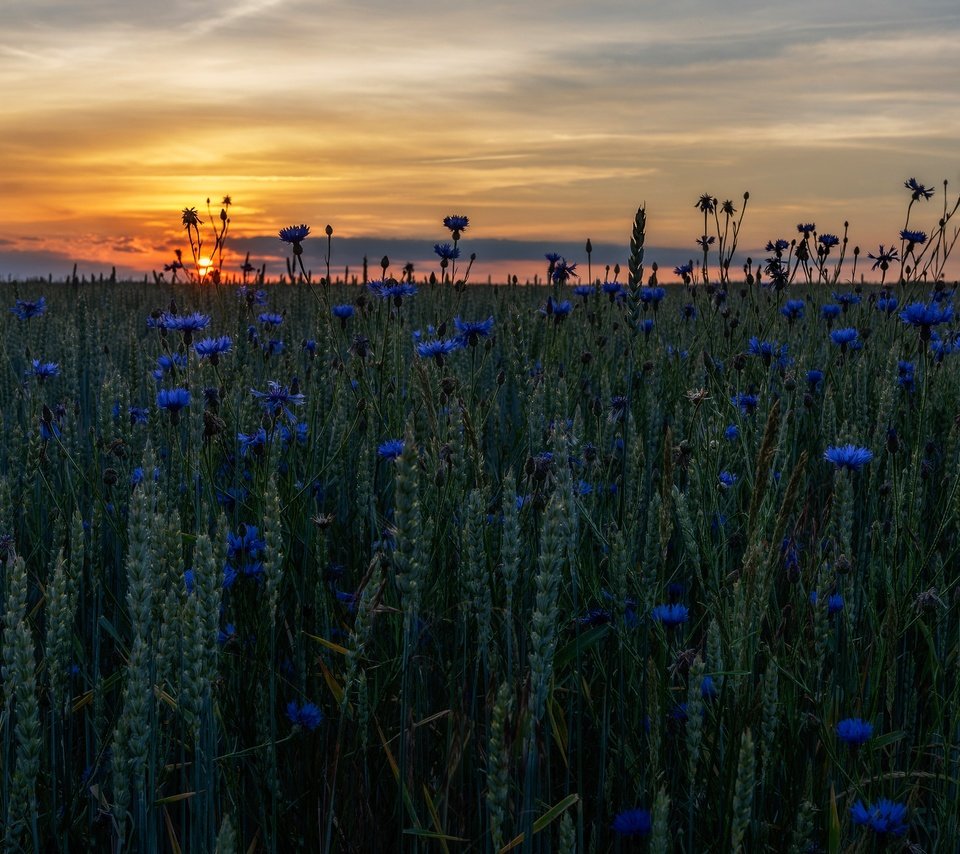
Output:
left=2, top=0, right=959, bottom=284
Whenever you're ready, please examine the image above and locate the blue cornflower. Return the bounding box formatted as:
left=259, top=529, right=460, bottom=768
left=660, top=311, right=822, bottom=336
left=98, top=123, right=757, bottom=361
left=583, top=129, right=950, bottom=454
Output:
left=899, top=301, right=952, bottom=330
left=250, top=381, right=305, bottom=421
left=868, top=245, right=899, bottom=270
left=129, top=406, right=149, bottom=426
left=809, top=590, right=845, bottom=615
left=929, top=331, right=955, bottom=361
left=223, top=563, right=237, bottom=590
left=797, top=223, right=816, bottom=236
left=724, top=424, right=740, bottom=442
left=278, top=224, right=310, bottom=244
left=193, top=336, right=233, bottom=362
left=850, top=799, right=908, bottom=837
left=156, top=388, right=190, bottom=413
left=234, top=561, right=262, bottom=583
left=611, top=808, right=652, bottom=837
left=830, top=327, right=859, bottom=347
left=610, top=395, right=628, bottom=419
left=227, top=526, right=264, bottom=560
left=641, top=318, right=655, bottom=336
left=237, top=285, right=269, bottom=305
left=552, top=258, right=578, bottom=284
left=601, top=281, right=626, bottom=300
left=378, top=439, right=405, bottom=460
left=781, top=299, right=805, bottom=321
left=369, top=280, right=418, bottom=302
left=766, top=238, right=790, bottom=253
left=416, top=338, right=461, bottom=364
left=545, top=252, right=563, bottom=264
left=543, top=299, right=572, bottom=319
left=700, top=675, right=718, bottom=699
left=836, top=718, right=874, bottom=745
left=807, top=369, right=824, bottom=390
left=572, top=284, right=595, bottom=298
left=819, top=233, right=841, bottom=249
left=897, top=361, right=915, bottom=391
left=11, top=297, right=47, bottom=320
left=832, top=291, right=861, bottom=309
left=152, top=353, right=188, bottom=383
left=433, top=242, right=460, bottom=261
left=454, top=316, right=494, bottom=346
left=278, top=422, right=309, bottom=446
left=651, top=603, right=689, bottom=626
left=766, top=257, right=790, bottom=288
left=821, top=304, right=841, bottom=321
left=824, top=444, right=873, bottom=472
left=183, top=568, right=194, bottom=595
left=258, top=312, right=284, bottom=326
left=748, top=337, right=782, bottom=364
left=442, top=214, right=469, bottom=233
left=639, top=286, right=666, bottom=305
left=158, top=312, right=211, bottom=334
left=732, top=393, right=759, bottom=414
left=237, top=428, right=269, bottom=456
left=217, top=623, right=237, bottom=644
left=286, top=700, right=323, bottom=731
left=904, top=177, right=934, bottom=201
left=29, top=360, right=60, bottom=381
left=875, top=295, right=898, bottom=313
left=900, top=228, right=927, bottom=246
left=40, top=419, right=61, bottom=442
left=718, top=471, right=738, bottom=489
left=331, top=305, right=355, bottom=331
left=674, top=262, right=694, bottom=279
left=681, top=303, right=697, bottom=321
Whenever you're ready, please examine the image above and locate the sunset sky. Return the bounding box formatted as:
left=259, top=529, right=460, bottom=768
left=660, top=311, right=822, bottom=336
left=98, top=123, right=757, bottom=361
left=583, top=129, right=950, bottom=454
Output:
left=2, top=0, right=959, bottom=283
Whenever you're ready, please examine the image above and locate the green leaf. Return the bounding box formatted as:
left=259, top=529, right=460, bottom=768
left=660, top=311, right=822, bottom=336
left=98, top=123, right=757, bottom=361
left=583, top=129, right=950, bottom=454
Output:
left=555, top=624, right=610, bottom=670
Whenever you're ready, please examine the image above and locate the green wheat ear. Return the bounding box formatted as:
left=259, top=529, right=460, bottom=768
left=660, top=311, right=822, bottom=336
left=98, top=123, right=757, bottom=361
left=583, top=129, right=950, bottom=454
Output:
left=629, top=204, right=646, bottom=289
left=627, top=204, right=646, bottom=332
